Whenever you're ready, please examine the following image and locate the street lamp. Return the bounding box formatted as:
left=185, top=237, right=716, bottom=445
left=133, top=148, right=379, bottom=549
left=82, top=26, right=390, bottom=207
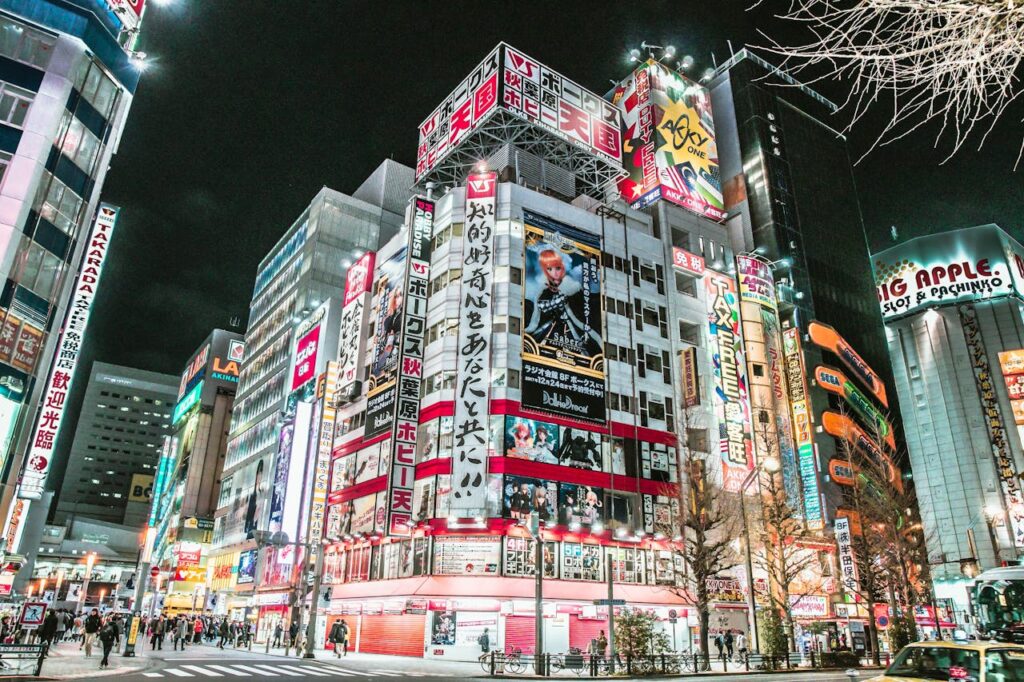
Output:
left=79, top=552, right=96, bottom=614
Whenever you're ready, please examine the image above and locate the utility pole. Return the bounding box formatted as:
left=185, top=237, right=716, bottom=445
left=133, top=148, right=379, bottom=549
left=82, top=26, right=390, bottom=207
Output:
left=607, top=550, right=616, bottom=674
left=303, top=539, right=326, bottom=658
left=740, top=467, right=760, bottom=653
left=532, top=513, right=543, bottom=675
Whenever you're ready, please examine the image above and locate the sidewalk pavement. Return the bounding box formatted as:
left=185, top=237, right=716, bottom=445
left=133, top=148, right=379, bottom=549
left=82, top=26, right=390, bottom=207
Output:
left=37, top=639, right=157, bottom=679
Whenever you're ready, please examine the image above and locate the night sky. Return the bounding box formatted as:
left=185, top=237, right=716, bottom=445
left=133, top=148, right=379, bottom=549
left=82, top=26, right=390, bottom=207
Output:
left=45, top=2, right=1023, bottom=499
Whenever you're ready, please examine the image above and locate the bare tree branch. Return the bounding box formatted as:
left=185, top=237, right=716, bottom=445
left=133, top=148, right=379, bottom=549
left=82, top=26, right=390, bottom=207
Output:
left=752, top=0, right=1024, bottom=168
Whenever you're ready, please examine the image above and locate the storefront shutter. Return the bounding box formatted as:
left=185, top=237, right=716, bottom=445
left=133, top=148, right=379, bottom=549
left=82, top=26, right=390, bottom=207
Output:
left=504, top=615, right=536, bottom=655
left=358, top=614, right=425, bottom=657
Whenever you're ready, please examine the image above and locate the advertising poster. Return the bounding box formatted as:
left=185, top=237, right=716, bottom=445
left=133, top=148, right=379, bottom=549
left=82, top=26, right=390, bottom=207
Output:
left=384, top=198, right=434, bottom=535
left=502, top=476, right=556, bottom=521
left=267, top=421, right=295, bottom=532
left=455, top=613, right=499, bottom=648
left=705, top=270, right=753, bottom=493
left=430, top=611, right=457, bottom=646
left=783, top=327, right=823, bottom=529
left=451, top=174, right=497, bottom=514
left=337, top=492, right=378, bottom=537
left=291, top=323, right=321, bottom=392
left=872, top=225, right=1024, bottom=321
left=433, top=536, right=500, bottom=576
left=681, top=346, right=700, bottom=407
left=412, top=477, right=435, bottom=521
left=522, top=211, right=605, bottom=423
left=236, top=550, right=257, bottom=585
left=504, top=537, right=557, bottom=577
left=557, top=484, right=604, bottom=527
left=338, top=251, right=376, bottom=400
left=21, top=204, right=118, bottom=500
left=504, top=415, right=559, bottom=463
left=961, top=305, right=1024, bottom=547
left=835, top=517, right=860, bottom=594
left=609, top=60, right=724, bottom=220
left=364, top=248, right=407, bottom=438
left=999, top=350, right=1024, bottom=424
left=557, top=427, right=603, bottom=470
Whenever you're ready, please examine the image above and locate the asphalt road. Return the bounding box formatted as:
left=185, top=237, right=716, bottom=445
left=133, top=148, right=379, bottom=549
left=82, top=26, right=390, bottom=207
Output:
left=75, top=644, right=882, bottom=682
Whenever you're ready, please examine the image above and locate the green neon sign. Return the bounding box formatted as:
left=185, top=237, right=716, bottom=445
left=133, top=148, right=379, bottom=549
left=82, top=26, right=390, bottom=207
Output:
left=172, top=380, right=203, bottom=425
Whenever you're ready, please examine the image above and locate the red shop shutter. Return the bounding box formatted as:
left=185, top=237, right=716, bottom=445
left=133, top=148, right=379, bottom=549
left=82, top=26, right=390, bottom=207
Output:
left=569, top=614, right=608, bottom=653
left=504, top=616, right=536, bottom=655
left=358, top=614, right=425, bottom=657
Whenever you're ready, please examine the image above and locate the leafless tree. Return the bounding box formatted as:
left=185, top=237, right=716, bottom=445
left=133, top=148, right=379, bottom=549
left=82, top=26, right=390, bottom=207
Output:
left=671, top=440, right=742, bottom=658
left=752, top=0, right=1024, bottom=167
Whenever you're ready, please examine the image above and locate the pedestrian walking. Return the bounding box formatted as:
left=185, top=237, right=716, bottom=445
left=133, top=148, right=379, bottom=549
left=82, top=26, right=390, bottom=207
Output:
left=150, top=615, right=165, bottom=650
left=38, top=610, right=58, bottom=655
left=174, top=616, right=188, bottom=650
left=714, top=633, right=725, bottom=663
left=724, top=630, right=734, bottom=659
left=55, top=610, right=67, bottom=644
left=340, top=620, right=349, bottom=656
left=72, top=614, right=82, bottom=643
left=98, top=619, right=117, bottom=668
left=476, top=626, right=490, bottom=663
left=193, top=616, right=203, bottom=644
left=217, top=618, right=229, bottom=649
left=83, top=609, right=101, bottom=657
left=288, top=620, right=299, bottom=648
left=272, top=622, right=283, bottom=648
left=736, top=631, right=748, bottom=659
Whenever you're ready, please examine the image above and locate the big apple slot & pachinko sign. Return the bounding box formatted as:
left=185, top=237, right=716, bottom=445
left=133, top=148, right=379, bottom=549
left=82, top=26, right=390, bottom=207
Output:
left=873, top=224, right=1024, bottom=322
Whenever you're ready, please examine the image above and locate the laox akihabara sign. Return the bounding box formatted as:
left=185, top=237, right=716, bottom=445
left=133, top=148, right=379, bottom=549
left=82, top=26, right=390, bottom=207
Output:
left=873, top=224, right=1024, bottom=320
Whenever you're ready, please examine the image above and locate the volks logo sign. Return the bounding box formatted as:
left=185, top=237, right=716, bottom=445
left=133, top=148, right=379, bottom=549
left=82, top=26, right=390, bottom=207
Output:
left=467, top=175, right=496, bottom=198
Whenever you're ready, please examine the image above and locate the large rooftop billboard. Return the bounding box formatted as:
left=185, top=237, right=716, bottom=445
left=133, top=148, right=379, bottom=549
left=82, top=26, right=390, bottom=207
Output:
left=872, top=224, right=1024, bottom=321
left=608, top=60, right=725, bottom=221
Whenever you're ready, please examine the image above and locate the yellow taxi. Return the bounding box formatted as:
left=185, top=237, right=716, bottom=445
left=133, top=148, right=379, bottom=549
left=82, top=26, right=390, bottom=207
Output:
left=867, top=640, right=1024, bottom=681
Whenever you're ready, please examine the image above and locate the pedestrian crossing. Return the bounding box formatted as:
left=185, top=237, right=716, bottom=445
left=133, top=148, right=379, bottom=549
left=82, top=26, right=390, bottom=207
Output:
left=142, top=662, right=448, bottom=678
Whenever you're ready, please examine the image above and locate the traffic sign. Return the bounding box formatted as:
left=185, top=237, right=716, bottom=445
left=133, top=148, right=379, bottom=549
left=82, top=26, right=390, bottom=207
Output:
left=593, top=599, right=626, bottom=606
left=668, top=609, right=678, bottom=619
left=150, top=566, right=159, bottom=578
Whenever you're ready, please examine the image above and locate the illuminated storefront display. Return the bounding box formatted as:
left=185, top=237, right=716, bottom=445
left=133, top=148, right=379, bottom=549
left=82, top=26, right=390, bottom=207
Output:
left=705, top=269, right=752, bottom=492
left=338, top=252, right=375, bottom=402
left=609, top=59, right=725, bottom=220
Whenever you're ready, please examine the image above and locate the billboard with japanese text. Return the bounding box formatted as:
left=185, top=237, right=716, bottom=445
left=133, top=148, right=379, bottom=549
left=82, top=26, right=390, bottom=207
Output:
left=383, top=198, right=434, bottom=534
left=364, top=248, right=407, bottom=438
left=451, top=176, right=497, bottom=514
left=338, top=251, right=376, bottom=401
left=21, top=204, right=119, bottom=500
left=521, top=211, right=605, bottom=423
left=705, top=269, right=752, bottom=493
left=609, top=60, right=724, bottom=220
left=416, top=44, right=622, bottom=180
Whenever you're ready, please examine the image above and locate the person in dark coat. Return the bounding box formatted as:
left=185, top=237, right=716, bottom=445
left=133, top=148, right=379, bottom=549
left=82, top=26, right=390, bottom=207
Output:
left=288, top=620, right=299, bottom=648
left=328, top=620, right=344, bottom=658
left=98, top=619, right=116, bottom=668
left=38, top=611, right=58, bottom=654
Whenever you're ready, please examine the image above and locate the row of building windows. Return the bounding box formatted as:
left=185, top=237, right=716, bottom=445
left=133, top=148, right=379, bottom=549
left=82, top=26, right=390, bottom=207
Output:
left=0, top=16, right=55, bottom=70
left=0, top=80, right=33, bottom=127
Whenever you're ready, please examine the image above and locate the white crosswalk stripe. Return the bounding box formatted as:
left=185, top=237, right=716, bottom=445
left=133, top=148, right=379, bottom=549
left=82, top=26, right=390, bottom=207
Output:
left=254, top=664, right=303, bottom=676
left=143, top=674, right=163, bottom=678
left=164, top=669, right=195, bottom=677
left=311, top=664, right=359, bottom=676
left=182, top=666, right=222, bottom=677
left=205, top=666, right=249, bottom=676
left=368, top=673, right=403, bottom=677
left=278, top=665, right=328, bottom=676
left=228, top=664, right=280, bottom=676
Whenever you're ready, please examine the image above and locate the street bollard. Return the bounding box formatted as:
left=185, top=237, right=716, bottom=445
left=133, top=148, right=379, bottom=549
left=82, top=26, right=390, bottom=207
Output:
left=845, top=669, right=859, bottom=682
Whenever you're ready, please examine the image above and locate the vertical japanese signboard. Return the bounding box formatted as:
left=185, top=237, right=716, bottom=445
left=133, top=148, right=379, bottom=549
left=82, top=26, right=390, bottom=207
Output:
left=783, top=327, right=823, bottom=529
left=451, top=176, right=496, bottom=514
left=521, top=211, right=605, bottom=423
left=305, top=362, right=339, bottom=558
left=608, top=59, right=724, bottom=220
left=364, top=250, right=407, bottom=438
left=961, top=305, right=1024, bottom=547
left=705, top=270, right=752, bottom=492
left=338, top=252, right=376, bottom=402
left=384, top=198, right=433, bottom=533
left=680, top=346, right=700, bottom=408
left=20, top=204, right=119, bottom=500
left=835, top=517, right=860, bottom=596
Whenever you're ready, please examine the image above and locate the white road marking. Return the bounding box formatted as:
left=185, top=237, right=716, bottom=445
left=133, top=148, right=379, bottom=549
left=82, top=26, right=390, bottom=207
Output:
left=182, top=666, right=222, bottom=677
left=311, top=665, right=359, bottom=676
left=278, top=665, right=328, bottom=676
left=164, top=670, right=195, bottom=678
left=143, top=673, right=163, bottom=678
left=254, top=664, right=303, bottom=676
left=229, top=664, right=279, bottom=676
left=205, top=665, right=250, bottom=676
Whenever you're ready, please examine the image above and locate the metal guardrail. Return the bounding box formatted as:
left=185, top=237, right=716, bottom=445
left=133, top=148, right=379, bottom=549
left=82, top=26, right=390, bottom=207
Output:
left=481, top=650, right=891, bottom=677
left=0, top=643, right=46, bottom=677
